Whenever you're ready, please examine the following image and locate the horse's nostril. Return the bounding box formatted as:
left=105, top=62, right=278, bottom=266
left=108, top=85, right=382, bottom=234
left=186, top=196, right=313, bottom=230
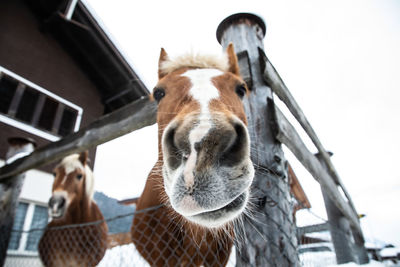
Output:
left=194, top=142, right=201, bottom=152
left=59, top=197, right=66, bottom=208
left=49, top=196, right=66, bottom=209
left=163, top=125, right=183, bottom=169
left=220, top=123, right=248, bottom=166
left=48, top=197, right=55, bottom=207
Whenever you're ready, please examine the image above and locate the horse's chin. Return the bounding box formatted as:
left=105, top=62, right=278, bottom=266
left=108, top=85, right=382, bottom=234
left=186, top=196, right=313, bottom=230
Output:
left=184, top=191, right=249, bottom=228
left=49, top=209, right=65, bottom=220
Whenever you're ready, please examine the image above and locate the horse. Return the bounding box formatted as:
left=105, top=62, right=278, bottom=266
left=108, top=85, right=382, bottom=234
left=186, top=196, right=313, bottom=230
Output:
left=131, top=43, right=254, bottom=266
left=38, top=151, right=108, bottom=267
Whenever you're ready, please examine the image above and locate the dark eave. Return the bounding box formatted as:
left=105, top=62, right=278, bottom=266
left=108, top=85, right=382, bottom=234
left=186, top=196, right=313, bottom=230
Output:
left=24, top=0, right=149, bottom=113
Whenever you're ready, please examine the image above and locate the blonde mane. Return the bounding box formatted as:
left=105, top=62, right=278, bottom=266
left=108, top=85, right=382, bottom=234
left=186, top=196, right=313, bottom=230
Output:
left=159, top=51, right=229, bottom=76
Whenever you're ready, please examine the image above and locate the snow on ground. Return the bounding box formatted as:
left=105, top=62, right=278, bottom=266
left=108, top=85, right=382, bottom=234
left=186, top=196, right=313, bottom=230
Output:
left=327, top=260, right=386, bottom=267
left=380, top=247, right=400, bottom=258
left=98, top=243, right=149, bottom=267
left=97, top=243, right=236, bottom=266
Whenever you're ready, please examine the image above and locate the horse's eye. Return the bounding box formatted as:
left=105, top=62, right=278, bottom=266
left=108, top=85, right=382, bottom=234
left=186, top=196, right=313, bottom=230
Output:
left=153, top=88, right=165, bottom=102
left=235, top=85, right=247, bottom=99
left=52, top=172, right=56, bottom=177
left=76, top=174, right=83, bottom=180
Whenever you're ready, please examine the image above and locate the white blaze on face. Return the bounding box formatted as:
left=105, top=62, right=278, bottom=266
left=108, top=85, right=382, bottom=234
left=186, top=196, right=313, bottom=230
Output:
left=180, top=69, right=222, bottom=187
left=57, top=154, right=95, bottom=199
left=60, top=154, right=83, bottom=185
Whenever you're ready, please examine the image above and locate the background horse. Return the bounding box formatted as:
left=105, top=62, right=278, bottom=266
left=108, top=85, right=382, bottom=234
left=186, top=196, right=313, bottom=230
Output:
left=132, top=44, right=254, bottom=266
left=39, top=151, right=108, bottom=267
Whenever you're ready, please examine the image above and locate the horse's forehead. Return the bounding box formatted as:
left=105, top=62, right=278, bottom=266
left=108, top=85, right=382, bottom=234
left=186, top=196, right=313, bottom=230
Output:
left=181, top=69, right=222, bottom=109
left=58, top=156, right=84, bottom=175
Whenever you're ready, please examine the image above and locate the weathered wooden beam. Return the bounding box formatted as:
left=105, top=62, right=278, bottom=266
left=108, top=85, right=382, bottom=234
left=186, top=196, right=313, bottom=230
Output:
left=259, top=49, right=358, bottom=215
left=297, top=223, right=329, bottom=237
left=0, top=97, right=157, bottom=180
left=317, top=152, right=368, bottom=264
left=273, top=105, right=362, bottom=235
left=317, top=152, right=357, bottom=264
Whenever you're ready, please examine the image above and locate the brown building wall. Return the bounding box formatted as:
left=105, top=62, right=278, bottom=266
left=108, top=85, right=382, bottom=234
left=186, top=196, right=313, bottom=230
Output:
left=0, top=0, right=104, bottom=167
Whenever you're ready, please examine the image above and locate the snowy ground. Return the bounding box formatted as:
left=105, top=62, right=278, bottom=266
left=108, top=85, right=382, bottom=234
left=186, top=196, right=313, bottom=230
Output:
left=98, top=243, right=236, bottom=267
left=328, top=260, right=387, bottom=267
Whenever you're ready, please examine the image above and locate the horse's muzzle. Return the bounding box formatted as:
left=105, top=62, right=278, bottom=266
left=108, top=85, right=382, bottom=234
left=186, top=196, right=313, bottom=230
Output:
left=48, top=194, right=66, bottom=219
left=162, top=114, right=254, bottom=227
left=163, top=115, right=249, bottom=172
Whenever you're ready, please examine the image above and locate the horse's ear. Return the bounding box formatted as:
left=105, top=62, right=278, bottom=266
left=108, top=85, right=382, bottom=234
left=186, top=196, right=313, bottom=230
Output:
left=226, top=43, right=240, bottom=76
left=158, top=48, right=169, bottom=80
left=79, top=151, right=89, bottom=166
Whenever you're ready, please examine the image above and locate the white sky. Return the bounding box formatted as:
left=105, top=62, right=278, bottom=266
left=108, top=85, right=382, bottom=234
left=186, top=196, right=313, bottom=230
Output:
left=87, top=0, right=400, bottom=247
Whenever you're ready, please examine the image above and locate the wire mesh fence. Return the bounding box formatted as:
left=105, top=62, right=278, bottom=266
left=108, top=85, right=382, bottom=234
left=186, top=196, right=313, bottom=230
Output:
left=296, top=207, right=399, bottom=267
left=5, top=202, right=394, bottom=267
left=2, top=204, right=238, bottom=267
left=296, top=206, right=350, bottom=267
left=4, top=191, right=392, bottom=266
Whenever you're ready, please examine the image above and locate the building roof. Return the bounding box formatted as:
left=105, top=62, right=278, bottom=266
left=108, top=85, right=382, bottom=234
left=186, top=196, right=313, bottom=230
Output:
left=288, top=163, right=311, bottom=210
left=24, top=0, right=149, bottom=113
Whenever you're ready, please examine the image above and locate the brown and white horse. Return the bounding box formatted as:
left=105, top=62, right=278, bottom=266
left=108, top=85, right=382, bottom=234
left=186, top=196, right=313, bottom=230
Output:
left=39, top=152, right=108, bottom=267
left=132, top=44, right=254, bottom=266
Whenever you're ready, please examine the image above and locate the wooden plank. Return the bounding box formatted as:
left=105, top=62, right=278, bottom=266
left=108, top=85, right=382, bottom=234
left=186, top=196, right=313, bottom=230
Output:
left=259, top=49, right=358, bottom=215
left=273, top=105, right=363, bottom=234
left=297, top=223, right=329, bottom=236
left=0, top=96, right=157, bottom=180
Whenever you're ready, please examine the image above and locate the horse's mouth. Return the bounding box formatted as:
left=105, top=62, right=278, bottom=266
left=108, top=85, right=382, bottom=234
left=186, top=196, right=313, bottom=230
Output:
left=49, top=209, right=64, bottom=219
left=187, top=191, right=248, bottom=227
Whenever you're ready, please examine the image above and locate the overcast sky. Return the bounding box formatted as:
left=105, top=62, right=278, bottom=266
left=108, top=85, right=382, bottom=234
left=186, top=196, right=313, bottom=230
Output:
left=86, top=0, right=400, bottom=247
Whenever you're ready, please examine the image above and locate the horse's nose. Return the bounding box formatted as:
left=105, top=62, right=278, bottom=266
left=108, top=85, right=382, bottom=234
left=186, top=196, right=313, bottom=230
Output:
left=163, top=118, right=249, bottom=171
left=49, top=195, right=66, bottom=211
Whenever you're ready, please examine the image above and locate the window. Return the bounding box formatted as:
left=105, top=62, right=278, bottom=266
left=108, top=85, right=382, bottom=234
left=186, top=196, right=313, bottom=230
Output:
left=15, top=87, right=40, bottom=124
left=25, top=205, right=48, bottom=251
left=0, top=66, right=83, bottom=140
left=58, top=106, right=79, bottom=137
left=8, top=203, right=28, bottom=250
left=37, top=97, right=58, bottom=131
left=0, top=75, right=18, bottom=114
left=8, top=202, right=48, bottom=254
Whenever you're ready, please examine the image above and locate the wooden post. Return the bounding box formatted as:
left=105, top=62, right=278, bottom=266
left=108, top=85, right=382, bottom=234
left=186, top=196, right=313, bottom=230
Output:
left=322, top=189, right=356, bottom=264
left=0, top=137, right=36, bottom=266
left=316, top=152, right=368, bottom=264
left=217, top=13, right=299, bottom=266
left=352, top=228, right=370, bottom=264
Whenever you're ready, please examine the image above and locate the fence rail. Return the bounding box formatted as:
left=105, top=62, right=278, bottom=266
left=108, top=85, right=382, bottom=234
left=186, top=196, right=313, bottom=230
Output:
left=259, top=48, right=369, bottom=263
left=0, top=97, right=157, bottom=180
left=259, top=49, right=358, bottom=216
left=273, top=104, right=362, bottom=234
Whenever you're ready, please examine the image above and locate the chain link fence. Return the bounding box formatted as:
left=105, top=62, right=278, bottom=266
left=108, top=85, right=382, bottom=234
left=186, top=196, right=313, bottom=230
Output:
left=297, top=207, right=400, bottom=267
left=2, top=204, right=238, bottom=267
left=5, top=182, right=391, bottom=266
left=5, top=196, right=393, bottom=267
left=235, top=165, right=299, bottom=266
left=297, top=210, right=337, bottom=267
